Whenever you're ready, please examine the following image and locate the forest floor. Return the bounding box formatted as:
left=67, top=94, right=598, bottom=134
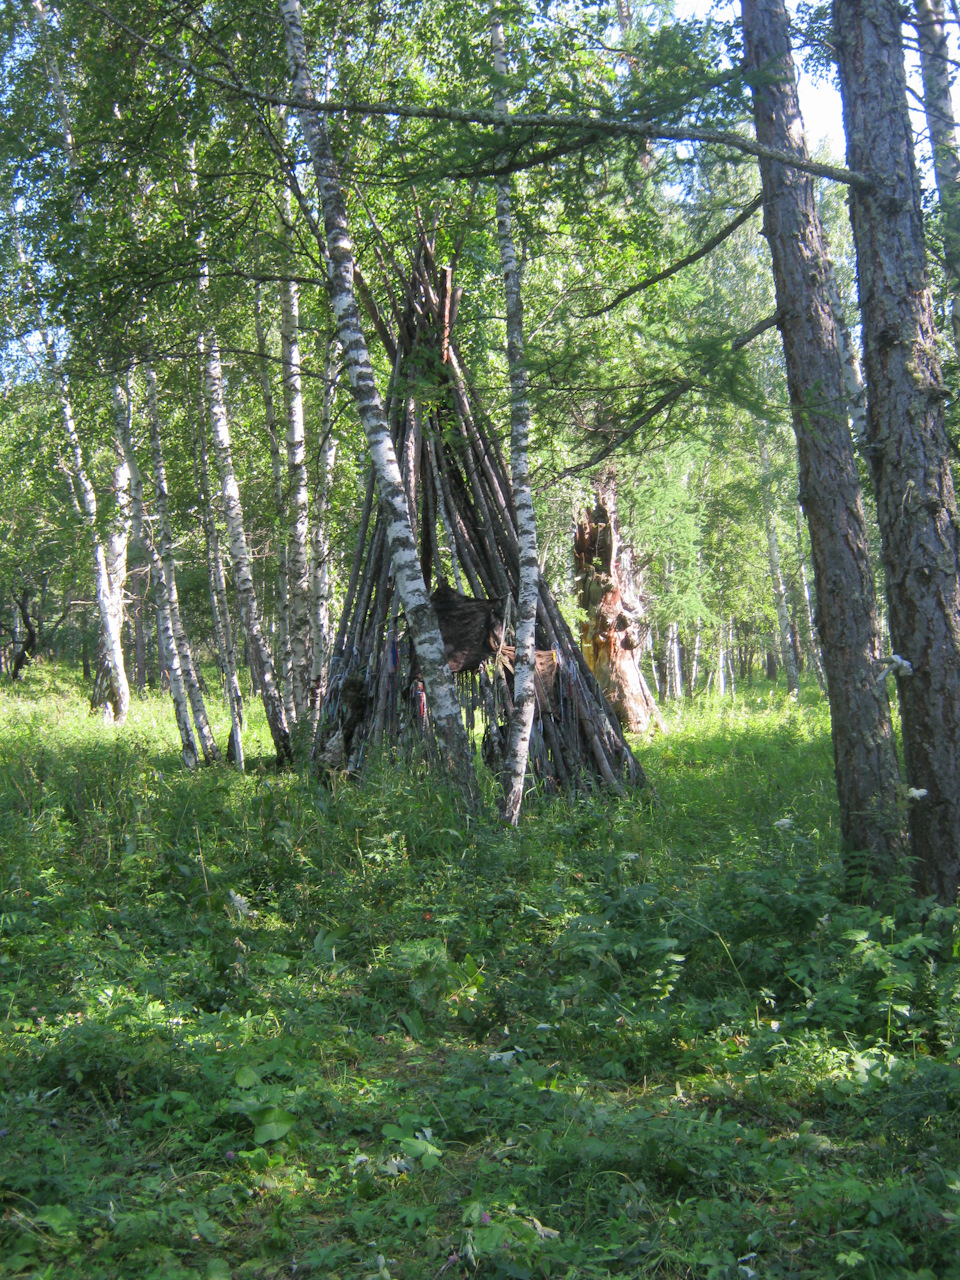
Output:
left=1, top=666, right=959, bottom=1280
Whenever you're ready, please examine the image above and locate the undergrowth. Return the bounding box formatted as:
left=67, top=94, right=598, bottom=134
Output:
left=1, top=666, right=959, bottom=1280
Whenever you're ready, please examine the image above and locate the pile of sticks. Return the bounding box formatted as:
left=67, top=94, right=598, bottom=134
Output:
left=314, top=226, right=644, bottom=796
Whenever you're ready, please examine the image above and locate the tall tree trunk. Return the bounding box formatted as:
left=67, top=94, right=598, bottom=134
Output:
left=192, top=407, right=244, bottom=768
left=743, top=0, right=906, bottom=875
left=278, top=0, right=478, bottom=803
left=833, top=0, right=960, bottom=900
left=59, top=385, right=130, bottom=724
left=795, top=506, right=826, bottom=690
left=279, top=186, right=313, bottom=722
left=201, top=328, right=292, bottom=762
left=115, top=384, right=197, bottom=768
left=253, top=282, right=296, bottom=726
left=309, top=336, right=339, bottom=725
left=915, top=0, right=960, bottom=357
left=490, top=9, right=541, bottom=824
left=757, top=439, right=799, bottom=695
left=143, top=366, right=221, bottom=763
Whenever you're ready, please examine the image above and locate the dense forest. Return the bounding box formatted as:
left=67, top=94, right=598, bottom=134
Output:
left=4, top=0, right=960, bottom=1276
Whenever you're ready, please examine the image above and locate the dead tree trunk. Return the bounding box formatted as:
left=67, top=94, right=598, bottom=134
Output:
left=574, top=487, right=661, bottom=733
left=834, top=0, right=960, bottom=900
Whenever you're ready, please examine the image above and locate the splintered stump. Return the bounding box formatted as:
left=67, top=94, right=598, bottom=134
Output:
left=575, top=487, right=663, bottom=735
left=313, top=234, right=645, bottom=796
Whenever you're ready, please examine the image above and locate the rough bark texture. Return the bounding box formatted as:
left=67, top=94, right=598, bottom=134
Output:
left=491, top=10, right=541, bottom=824
left=202, top=329, right=292, bottom=762
left=574, top=488, right=661, bottom=733
left=279, top=0, right=478, bottom=803
left=915, top=0, right=960, bottom=356
left=743, top=0, right=906, bottom=875
left=757, top=439, right=799, bottom=696
left=833, top=0, right=960, bottom=899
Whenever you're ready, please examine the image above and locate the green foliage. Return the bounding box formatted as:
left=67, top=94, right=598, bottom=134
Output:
left=1, top=667, right=959, bottom=1278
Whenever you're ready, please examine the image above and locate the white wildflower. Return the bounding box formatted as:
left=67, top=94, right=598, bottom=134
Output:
left=774, top=818, right=793, bottom=830
left=906, top=787, right=928, bottom=800
left=229, top=889, right=252, bottom=918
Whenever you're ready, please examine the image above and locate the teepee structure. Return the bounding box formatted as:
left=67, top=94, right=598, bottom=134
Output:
left=313, top=226, right=645, bottom=798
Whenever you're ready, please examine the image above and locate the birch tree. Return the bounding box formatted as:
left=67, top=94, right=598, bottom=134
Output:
left=278, top=0, right=478, bottom=802
left=490, top=8, right=541, bottom=824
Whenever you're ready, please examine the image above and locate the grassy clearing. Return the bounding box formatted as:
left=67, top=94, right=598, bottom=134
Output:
left=1, top=666, right=959, bottom=1280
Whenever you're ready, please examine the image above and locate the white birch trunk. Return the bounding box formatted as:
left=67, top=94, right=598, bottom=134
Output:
left=279, top=185, right=313, bottom=721
left=758, top=440, right=799, bottom=694
left=278, top=0, right=477, bottom=801
left=309, top=337, right=339, bottom=723
left=491, top=9, right=541, bottom=825
left=58, top=381, right=130, bottom=724
left=795, top=505, right=827, bottom=690
left=201, top=329, right=292, bottom=761
left=193, top=413, right=245, bottom=768
left=114, top=385, right=197, bottom=767
left=253, top=283, right=296, bottom=726
left=143, top=366, right=220, bottom=763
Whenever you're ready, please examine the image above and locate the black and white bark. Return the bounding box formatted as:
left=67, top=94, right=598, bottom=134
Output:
left=193, top=408, right=245, bottom=768
left=201, top=327, right=292, bottom=762
left=491, top=8, right=541, bottom=824
left=253, top=282, right=296, bottom=726
left=278, top=0, right=477, bottom=801
left=309, top=335, right=339, bottom=723
left=143, top=365, right=220, bottom=763
left=743, top=0, right=906, bottom=876
left=279, top=184, right=313, bottom=721
left=833, top=0, right=960, bottom=899
left=115, top=383, right=197, bottom=767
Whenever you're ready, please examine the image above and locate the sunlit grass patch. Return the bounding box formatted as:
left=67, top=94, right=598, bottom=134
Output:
left=1, top=668, right=958, bottom=1278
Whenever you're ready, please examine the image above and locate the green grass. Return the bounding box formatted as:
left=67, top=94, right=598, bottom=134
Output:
left=1, top=665, right=959, bottom=1279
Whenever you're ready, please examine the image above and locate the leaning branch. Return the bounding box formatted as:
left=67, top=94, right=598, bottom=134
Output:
left=81, top=3, right=873, bottom=189
left=580, top=193, right=764, bottom=317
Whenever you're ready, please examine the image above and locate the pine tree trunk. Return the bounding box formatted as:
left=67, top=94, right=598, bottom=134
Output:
left=757, top=439, right=799, bottom=695
left=278, top=0, right=478, bottom=803
left=915, top=0, right=960, bottom=356
left=743, top=0, right=906, bottom=875
left=279, top=187, right=313, bottom=721
left=201, top=328, right=292, bottom=762
left=833, top=0, right=960, bottom=900
left=491, top=10, right=541, bottom=824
